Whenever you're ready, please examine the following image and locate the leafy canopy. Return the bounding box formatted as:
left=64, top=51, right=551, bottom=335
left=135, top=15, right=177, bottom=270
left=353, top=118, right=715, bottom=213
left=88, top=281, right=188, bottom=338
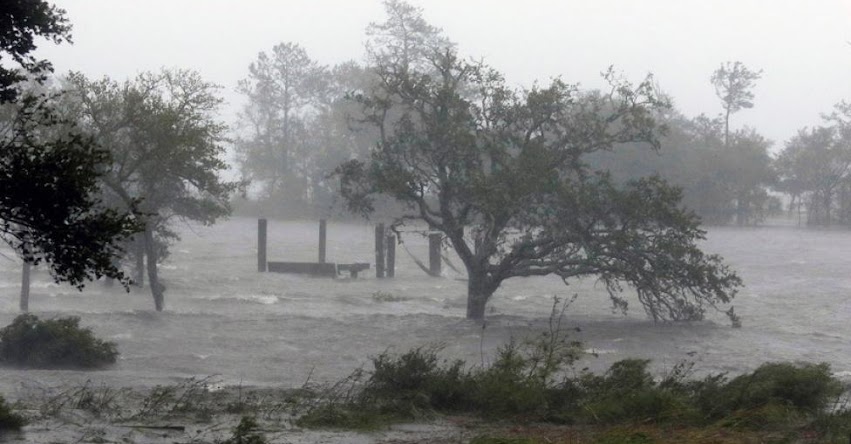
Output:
left=0, top=1, right=138, bottom=286
left=338, top=47, right=741, bottom=322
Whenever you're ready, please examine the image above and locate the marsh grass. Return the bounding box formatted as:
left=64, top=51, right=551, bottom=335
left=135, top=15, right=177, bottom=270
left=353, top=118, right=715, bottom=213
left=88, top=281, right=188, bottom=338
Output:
left=39, top=380, right=132, bottom=418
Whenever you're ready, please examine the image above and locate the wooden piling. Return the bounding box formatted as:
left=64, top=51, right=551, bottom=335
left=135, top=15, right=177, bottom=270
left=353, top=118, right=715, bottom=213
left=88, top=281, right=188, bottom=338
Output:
left=318, top=219, right=327, bottom=263
left=375, top=224, right=385, bottom=278
left=258, top=218, right=267, bottom=272
left=20, top=260, right=30, bottom=312
left=386, top=234, right=396, bottom=278
left=429, top=233, right=442, bottom=276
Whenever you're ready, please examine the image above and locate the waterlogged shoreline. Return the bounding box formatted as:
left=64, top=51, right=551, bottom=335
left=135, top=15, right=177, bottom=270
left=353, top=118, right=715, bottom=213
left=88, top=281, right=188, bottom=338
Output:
left=1, top=218, right=850, bottom=442
left=0, top=382, right=470, bottom=444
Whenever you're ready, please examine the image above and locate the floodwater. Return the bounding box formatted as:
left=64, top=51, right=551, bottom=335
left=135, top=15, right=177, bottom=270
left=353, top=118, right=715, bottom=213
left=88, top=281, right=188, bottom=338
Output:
left=1, top=216, right=850, bottom=397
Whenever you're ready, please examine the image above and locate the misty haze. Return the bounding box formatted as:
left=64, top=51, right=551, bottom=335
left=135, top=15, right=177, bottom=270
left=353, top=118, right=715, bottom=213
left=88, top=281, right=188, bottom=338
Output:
left=0, top=1, right=850, bottom=443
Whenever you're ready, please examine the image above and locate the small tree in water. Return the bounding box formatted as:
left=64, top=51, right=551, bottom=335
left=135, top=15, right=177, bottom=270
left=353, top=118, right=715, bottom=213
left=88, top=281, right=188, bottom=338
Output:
left=336, top=3, right=741, bottom=322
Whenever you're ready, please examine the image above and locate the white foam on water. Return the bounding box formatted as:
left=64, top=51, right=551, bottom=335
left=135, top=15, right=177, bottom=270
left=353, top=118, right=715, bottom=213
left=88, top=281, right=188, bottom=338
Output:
left=1, top=217, right=848, bottom=399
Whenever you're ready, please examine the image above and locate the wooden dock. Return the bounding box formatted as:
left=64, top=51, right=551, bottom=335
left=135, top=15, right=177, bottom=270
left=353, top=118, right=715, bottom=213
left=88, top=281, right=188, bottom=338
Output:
left=266, top=261, right=370, bottom=278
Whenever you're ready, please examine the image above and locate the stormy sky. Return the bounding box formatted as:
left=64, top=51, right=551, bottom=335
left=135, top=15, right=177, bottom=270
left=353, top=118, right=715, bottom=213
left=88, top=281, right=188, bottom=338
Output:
left=36, top=0, right=851, bottom=152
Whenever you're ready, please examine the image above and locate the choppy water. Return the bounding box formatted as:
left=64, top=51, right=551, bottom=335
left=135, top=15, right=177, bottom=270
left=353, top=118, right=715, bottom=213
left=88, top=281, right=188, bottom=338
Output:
left=1, top=217, right=850, bottom=396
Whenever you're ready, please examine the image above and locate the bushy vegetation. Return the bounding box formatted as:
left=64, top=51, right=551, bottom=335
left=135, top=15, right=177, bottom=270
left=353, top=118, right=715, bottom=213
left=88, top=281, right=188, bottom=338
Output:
left=0, top=314, right=118, bottom=368
left=298, top=335, right=849, bottom=441
left=219, top=416, right=268, bottom=444
left=0, top=395, right=25, bottom=430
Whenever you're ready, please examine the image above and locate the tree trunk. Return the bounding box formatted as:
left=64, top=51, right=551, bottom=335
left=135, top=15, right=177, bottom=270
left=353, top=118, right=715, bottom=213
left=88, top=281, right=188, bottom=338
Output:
left=20, top=260, right=30, bottom=312
left=736, top=196, right=746, bottom=226
left=134, top=235, right=145, bottom=288
left=143, top=226, right=165, bottom=311
left=825, top=192, right=832, bottom=225
left=466, top=271, right=493, bottom=320
left=724, top=107, right=731, bottom=148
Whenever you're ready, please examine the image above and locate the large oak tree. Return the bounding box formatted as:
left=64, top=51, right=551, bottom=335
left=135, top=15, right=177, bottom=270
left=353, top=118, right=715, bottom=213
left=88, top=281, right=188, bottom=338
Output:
left=337, top=45, right=742, bottom=322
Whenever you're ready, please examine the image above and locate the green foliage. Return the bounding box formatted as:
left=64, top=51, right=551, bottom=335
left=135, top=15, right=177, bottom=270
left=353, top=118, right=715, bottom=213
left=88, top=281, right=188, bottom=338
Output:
left=219, top=416, right=268, bottom=444
left=703, top=362, right=841, bottom=419
left=296, top=404, right=393, bottom=431
left=0, top=314, right=117, bottom=368
left=809, top=408, right=851, bottom=442
left=366, top=345, right=471, bottom=414
left=0, top=3, right=137, bottom=288
left=577, top=360, right=695, bottom=424
left=0, top=395, right=26, bottom=430
left=299, top=335, right=847, bottom=434
left=0, top=90, right=138, bottom=288
left=0, top=0, right=71, bottom=102
left=338, top=2, right=742, bottom=322
left=775, top=108, right=851, bottom=227
left=66, top=69, right=238, bottom=309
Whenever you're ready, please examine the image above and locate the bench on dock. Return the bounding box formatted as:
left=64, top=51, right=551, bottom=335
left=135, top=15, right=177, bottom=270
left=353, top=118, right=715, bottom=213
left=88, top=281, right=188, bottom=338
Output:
left=266, top=261, right=370, bottom=278
left=337, top=262, right=370, bottom=278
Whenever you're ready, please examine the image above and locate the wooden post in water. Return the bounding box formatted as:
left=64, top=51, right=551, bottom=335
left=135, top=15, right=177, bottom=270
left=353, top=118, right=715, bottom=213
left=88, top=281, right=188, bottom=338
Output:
left=258, top=218, right=267, bottom=272
left=429, top=233, right=442, bottom=277
left=386, top=234, right=396, bottom=278
left=318, top=219, right=327, bottom=263
left=20, top=260, right=30, bottom=312
left=375, top=224, right=385, bottom=278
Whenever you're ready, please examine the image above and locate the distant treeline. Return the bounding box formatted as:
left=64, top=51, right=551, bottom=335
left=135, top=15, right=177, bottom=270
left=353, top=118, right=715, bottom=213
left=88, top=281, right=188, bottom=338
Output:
left=226, top=3, right=850, bottom=227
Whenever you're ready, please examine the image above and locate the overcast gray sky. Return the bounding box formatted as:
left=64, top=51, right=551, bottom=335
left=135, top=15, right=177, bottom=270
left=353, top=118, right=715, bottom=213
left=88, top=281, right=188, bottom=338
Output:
left=36, top=0, right=851, bottom=154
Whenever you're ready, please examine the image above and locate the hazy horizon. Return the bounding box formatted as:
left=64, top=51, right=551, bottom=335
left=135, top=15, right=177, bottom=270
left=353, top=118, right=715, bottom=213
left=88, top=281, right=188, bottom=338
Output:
left=34, top=0, right=851, bottom=156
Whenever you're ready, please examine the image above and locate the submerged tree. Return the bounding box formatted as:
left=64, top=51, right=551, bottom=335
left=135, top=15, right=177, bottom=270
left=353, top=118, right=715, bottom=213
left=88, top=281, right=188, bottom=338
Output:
left=67, top=70, right=237, bottom=311
left=0, top=0, right=137, bottom=289
left=337, top=47, right=742, bottom=322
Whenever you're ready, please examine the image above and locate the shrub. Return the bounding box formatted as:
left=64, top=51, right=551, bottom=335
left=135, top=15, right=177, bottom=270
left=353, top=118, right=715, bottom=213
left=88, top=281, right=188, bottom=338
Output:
left=295, top=299, right=847, bottom=433
left=0, top=314, right=118, bottom=368
left=809, top=408, right=851, bottom=442
left=724, top=362, right=842, bottom=412
left=682, top=362, right=843, bottom=423
left=0, top=395, right=25, bottom=430
left=366, top=345, right=471, bottom=414
left=577, top=360, right=695, bottom=424
left=219, top=416, right=268, bottom=444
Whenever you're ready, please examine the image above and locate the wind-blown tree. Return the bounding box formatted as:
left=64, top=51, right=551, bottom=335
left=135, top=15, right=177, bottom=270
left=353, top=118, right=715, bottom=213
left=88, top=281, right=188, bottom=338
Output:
left=0, top=0, right=137, bottom=289
left=710, top=61, right=762, bottom=147
left=365, top=0, right=455, bottom=72
left=0, top=91, right=137, bottom=287
left=0, top=0, right=70, bottom=102
left=337, top=49, right=742, bottom=322
left=235, top=42, right=329, bottom=213
left=66, top=70, right=237, bottom=311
